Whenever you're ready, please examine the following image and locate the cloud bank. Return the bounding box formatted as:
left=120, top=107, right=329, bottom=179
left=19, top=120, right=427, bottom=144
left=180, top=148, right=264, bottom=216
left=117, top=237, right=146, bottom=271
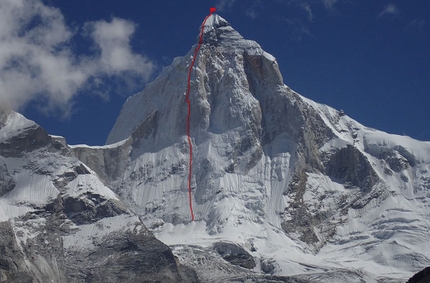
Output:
left=0, top=0, right=154, bottom=115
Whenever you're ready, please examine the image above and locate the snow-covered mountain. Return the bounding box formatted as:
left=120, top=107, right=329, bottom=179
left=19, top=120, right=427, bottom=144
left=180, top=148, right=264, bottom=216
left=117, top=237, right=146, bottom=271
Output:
left=0, top=109, right=198, bottom=282
left=93, top=14, right=430, bottom=282
left=2, top=13, right=429, bottom=282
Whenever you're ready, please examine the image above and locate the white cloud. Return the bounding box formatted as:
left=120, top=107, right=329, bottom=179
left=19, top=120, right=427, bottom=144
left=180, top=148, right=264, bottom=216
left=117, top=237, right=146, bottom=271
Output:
left=0, top=0, right=154, bottom=116
left=216, top=0, right=236, bottom=12
left=406, top=18, right=426, bottom=31
left=322, top=0, right=338, bottom=11
left=301, top=3, right=314, bottom=22
left=378, top=3, right=400, bottom=18
left=246, top=9, right=259, bottom=19
left=245, top=0, right=263, bottom=19
left=284, top=18, right=313, bottom=41
left=85, top=18, right=154, bottom=80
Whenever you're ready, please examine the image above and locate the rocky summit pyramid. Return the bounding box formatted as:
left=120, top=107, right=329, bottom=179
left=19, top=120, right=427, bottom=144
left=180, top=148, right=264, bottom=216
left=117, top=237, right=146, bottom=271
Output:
left=1, top=14, right=429, bottom=282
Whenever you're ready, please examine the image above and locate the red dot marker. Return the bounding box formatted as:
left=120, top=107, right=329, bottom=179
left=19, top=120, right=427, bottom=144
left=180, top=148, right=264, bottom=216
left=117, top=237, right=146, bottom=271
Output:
left=210, top=7, right=216, bottom=14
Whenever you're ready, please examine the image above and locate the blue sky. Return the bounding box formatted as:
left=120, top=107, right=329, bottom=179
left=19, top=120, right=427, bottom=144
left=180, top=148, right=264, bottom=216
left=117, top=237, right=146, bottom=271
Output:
left=1, top=0, right=429, bottom=145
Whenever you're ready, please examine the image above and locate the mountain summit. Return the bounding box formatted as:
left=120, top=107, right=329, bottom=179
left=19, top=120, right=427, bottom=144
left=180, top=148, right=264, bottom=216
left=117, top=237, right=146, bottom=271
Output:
left=106, top=14, right=276, bottom=146
left=203, top=14, right=229, bottom=32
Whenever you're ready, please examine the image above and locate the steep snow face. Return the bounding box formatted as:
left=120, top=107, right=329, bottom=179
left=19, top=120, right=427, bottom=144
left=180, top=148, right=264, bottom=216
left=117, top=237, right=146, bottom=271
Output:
left=106, top=14, right=332, bottom=234
left=100, top=14, right=430, bottom=281
left=107, top=15, right=301, bottom=228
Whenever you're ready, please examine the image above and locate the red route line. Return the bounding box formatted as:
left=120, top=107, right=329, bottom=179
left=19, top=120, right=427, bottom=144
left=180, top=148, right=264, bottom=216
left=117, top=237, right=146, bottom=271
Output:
left=186, top=8, right=216, bottom=221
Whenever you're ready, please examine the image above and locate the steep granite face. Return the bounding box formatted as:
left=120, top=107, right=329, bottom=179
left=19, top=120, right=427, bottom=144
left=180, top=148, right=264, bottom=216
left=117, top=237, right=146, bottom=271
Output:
left=105, top=15, right=333, bottom=223
left=104, top=14, right=374, bottom=243
left=0, top=111, right=198, bottom=283
left=74, top=14, right=430, bottom=282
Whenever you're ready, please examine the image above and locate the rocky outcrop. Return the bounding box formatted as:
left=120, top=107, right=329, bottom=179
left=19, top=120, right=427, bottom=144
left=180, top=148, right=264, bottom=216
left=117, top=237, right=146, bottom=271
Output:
left=213, top=242, right=256, bottom=269
left=73, top=231, right=198, bottom=283
left=10, top=208, right=199, bottom=283
left=407, top=267, right=430, bottom=283
left=282, top=168, right=320, bottom=245
left=72, top=140, right=131, bottom=183
left=326, top=145, right=379, bottom=193
left=0, top=124, right=51, bottom=158
left=0, top=221, right=33, bottom=283
left=0, top=158, right=14, bottom=197
left=72, top=111, right=160, bottom=183
left=365, top=142, right=416, bottom=173
left=63, top=193, right=128, bottom=225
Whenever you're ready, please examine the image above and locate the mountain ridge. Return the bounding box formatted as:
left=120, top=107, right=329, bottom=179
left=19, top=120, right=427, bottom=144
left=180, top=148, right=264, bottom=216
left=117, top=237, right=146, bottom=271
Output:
left=0, top=110, right=199, bottom=282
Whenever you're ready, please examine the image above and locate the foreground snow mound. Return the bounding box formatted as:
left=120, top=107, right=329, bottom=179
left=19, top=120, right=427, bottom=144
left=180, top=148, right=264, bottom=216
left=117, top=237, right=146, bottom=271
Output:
left=0, top=111, right=198, bottom=282
left=74, top=14, right=430, bottom=282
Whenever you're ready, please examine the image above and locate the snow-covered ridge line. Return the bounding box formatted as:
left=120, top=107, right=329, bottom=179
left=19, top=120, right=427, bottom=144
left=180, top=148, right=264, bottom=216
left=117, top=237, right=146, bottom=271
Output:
left=69, top=137, right=129, bottom=149
left=300, top=93, right=430, bottom=163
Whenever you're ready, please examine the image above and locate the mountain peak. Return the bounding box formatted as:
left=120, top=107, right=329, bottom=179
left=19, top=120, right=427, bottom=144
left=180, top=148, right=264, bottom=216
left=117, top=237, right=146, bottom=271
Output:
left=0, top=110, right=36, bottom=143
left=200, top=13, right=268, bottom=59
left=203, top=14, right=229, bottom=33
